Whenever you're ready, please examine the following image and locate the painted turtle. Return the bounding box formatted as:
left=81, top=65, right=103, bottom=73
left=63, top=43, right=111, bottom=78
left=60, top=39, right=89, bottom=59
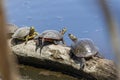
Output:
left=34, top=28, right=67, bottom=54
left=68, top=33, right=101, bottom=69
left=12, top=26, right=38, bottom=45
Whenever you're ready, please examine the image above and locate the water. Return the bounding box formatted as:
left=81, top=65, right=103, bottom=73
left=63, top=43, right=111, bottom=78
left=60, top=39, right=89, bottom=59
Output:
left=5, top=0, right=119, bottom=60
left=4, top=0, right=120, bottom=80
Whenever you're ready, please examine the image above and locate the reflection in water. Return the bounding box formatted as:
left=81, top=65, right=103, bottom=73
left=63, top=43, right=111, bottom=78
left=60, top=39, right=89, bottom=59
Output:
left=19, top=65, right=79, bottom=80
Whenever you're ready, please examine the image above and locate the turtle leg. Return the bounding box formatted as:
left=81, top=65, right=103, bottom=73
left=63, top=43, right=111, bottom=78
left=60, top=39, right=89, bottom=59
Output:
left=62, top=38, right=65, bottom=44
left=35, top=38, right=41, bottom=51
left=35, top=43, right=39, bottom=51
left=53, top=40, right=58, bottom=45
left=40, top=38, right=44, bottom=54
left=62, top=38, right=66, bottom=46
left=25, top=35, right=29, bottom=45
left=95, top=52, right=104, bottom=59
left=77, top=57, right=86, bottom=69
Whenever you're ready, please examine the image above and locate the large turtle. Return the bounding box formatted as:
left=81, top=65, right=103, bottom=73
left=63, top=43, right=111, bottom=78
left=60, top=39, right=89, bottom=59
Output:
left=34, top=28, right=67, bottom=53
left=68, top=34, right=102, bottom=69
left=7, top=23, right=18, bottom=38
left=12, top=26, right=38, bottom=45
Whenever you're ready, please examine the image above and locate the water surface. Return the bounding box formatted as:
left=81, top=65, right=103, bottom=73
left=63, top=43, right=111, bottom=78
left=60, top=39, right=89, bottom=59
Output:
left=5, top=0, right=120, bottom=60
left=5, top=1, right=120, bottom=80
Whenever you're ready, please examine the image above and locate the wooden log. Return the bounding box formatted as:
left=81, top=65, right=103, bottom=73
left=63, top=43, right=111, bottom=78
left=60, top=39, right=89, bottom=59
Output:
left=11, top=40, right=119, bottom=80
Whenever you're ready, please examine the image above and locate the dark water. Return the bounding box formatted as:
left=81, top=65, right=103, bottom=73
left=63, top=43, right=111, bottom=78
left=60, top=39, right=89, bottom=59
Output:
left=19, top=65, right=79, bottom=80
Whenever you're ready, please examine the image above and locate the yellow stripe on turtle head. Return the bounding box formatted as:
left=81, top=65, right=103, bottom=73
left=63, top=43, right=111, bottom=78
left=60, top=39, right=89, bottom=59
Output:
left=30, top=26, right=35, bottom=33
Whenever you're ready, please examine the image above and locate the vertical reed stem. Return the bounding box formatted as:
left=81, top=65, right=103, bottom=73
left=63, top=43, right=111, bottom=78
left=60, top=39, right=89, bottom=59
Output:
left=0, top=0, right=19, bottom=80
left=99, top=0, right=120, bottom=79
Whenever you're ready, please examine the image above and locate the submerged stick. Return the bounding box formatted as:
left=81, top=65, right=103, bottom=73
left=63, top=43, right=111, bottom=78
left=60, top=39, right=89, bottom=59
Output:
left=0, top=0, right=20, bottom=80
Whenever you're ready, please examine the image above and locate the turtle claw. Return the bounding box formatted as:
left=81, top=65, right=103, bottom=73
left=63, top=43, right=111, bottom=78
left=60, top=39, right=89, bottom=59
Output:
left=78, top=58, right=86, bottom=70
left=35, top=46, right=38, bottom=52
left=24, top=41, right=27, bottom=45
left=80, top=62, right=85, bottom=70
left=62, top=39, right=65, bottom=44
left=40, top=46, right=42, bottom=54
left=40, top=45, right=44, bottom=55
left=39, top=38, right=44, bottom=55
left=35, top=41, right=39, bottom=52
left=54, top=41, right=58, bottom=45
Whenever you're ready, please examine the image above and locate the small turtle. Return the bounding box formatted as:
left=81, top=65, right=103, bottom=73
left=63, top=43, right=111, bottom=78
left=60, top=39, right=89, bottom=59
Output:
left=34, top=28, right=67, bottom=53
left=68, top=34, right=101, bottom=69
left=7, top=23, right=18, bottom=38
left=12, top=26, right=38, bottom=45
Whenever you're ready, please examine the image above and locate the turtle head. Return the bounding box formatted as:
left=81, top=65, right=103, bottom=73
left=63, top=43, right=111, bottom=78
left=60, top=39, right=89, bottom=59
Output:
left=60, top=27, right=67, bottom=35
left=30, top=26, right=35, bottom=33
left=68, top=34, right=78, bottom=42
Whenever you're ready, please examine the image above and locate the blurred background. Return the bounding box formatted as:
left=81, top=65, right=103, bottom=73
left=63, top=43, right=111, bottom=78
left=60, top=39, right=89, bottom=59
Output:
left=5, top=0, right=120, bottom=60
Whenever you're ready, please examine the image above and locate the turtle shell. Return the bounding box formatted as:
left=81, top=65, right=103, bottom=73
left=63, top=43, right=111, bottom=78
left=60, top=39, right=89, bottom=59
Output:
left=71, top=38, right=98, bottom=58
left=7, top=24, right=18, bottom=34
left=39, top=30, right=63, bottom=40
left=12, top=27, right=30, bottom=38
